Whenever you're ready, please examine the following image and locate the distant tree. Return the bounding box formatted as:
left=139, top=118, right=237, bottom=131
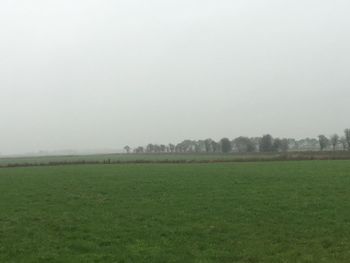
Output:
left=220, top=138, right=232, bottom=153
left=297, top=138, right=319, bottom=151
left=204, top=139, right=213, bottom=153
left=272, top=138, right=289, bottom=152
left=160, top=144, right=166, bottom=153
left=175, top=144, right=182, bottom=153
left=248, top=139, right=257, bottom=152
left=318, top=135, right=329, bottom=151
left=153, top=145, right=161, bottom=153
left=233, top=137, right=255, bottom=153
left=169, top=144, right=175, bottom=153
left=287, top=138, right=298, bottom=151
left=146, top=144, right=154, bottom=153
left=345, top=129, right=350, bottom=151
left=124, top=145, right=131, bottom=154
left=330, top=134, right=339, bottom=151
left=134, top=146, right=144, bottom=153
left=272, top=138, right=282, bottom=152
left=194, top=141, right=202, bottom=153
left=340, top=137, right=347, bottom=151
left=125, top=130, right=350, bottom=155
left=175, top=140, right=196, bottom=153
left=280, top=139, right=289, bottom=152
left=250, top=137, right=260, bottom=151
left=211, top=141, right=220, bottom=153
left=196, top=140, right=206, bottom=153
left=259, top=134, right=274, bottom=152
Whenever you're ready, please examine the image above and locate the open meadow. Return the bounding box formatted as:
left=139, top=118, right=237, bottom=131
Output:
left=1, top=151, right=350, bottom=167
left=1, top=160, right=350, bottom=262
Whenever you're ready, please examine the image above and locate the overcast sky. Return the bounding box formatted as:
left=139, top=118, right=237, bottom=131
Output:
left=1, top=0, right=349, bottom=154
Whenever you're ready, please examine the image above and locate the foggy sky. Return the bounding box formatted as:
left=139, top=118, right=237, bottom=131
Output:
left=1, top=0, right=350, bottom=154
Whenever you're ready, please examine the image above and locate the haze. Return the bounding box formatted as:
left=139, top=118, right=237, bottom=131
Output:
left=1, top=0, right=349, bottom=155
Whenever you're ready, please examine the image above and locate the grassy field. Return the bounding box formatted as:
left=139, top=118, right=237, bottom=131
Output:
left=1, top=161, right=350, bottom=262
left=1, top=151, right=350, bottom=167
left=0, top=153, right=282, bottom=166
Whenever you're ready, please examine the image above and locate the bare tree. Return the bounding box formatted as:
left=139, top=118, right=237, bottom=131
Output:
left=345, top=129, right=350, bottom=151
left=280, top=139, right=289, bottom=152
left=124, top=145, right=131, bottom=154
left=233, top=137, right=255, bottom=153
left=330, top=134, right=339, bottom=151
left=124, top=129, right=350, bottom=155
left=160, top=144, right=166, bottom=153
left=318, top=135, right=329, bottom=151
left=146, top=144, right=154, bottom=153
left=204, top=139, right=213, bottom=153
left=259, top=134, right=274, bottom=152
left=220, top=138, right=232, bottom=153
left=168, top=144, right=175, bottom=153
left=340, top=137, right=347, bottom=151
left=211, top=141, right=220, bottom=153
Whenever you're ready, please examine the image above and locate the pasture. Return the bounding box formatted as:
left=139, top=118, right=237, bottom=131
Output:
left=1, top=161, right=350, bottom=262
left=1, top=151, right=350, bottom=167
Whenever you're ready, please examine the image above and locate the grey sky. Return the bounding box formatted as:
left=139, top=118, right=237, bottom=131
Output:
left=1, top=0, right=349, bottom=154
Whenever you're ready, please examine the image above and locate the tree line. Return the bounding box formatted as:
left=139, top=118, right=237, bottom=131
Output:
left=124, top=129, right=350, bottom=154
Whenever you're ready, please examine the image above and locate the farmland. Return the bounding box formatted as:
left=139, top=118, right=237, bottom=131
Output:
left=1, top=161, right=350, bottom=262
left=1, top=151, right=350, bottom=167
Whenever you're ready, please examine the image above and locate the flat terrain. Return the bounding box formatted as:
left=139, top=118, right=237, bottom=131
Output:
left=1, top=151, right=350, bottom=167
left=0, top=153, right=283, bottom=166
left=1, top=161, right=350, bottom=262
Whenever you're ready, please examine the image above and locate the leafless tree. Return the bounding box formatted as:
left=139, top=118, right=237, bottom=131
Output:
left=330, top=134, right=339, bottom=151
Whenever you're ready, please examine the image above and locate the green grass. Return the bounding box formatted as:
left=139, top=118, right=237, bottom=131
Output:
left=1, top=161, right=350, bottom=262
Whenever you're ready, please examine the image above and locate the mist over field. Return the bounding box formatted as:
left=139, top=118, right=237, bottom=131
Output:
left=2, top=3, right=350, bottom=262
left=1, top=0, right=350, bottom=155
